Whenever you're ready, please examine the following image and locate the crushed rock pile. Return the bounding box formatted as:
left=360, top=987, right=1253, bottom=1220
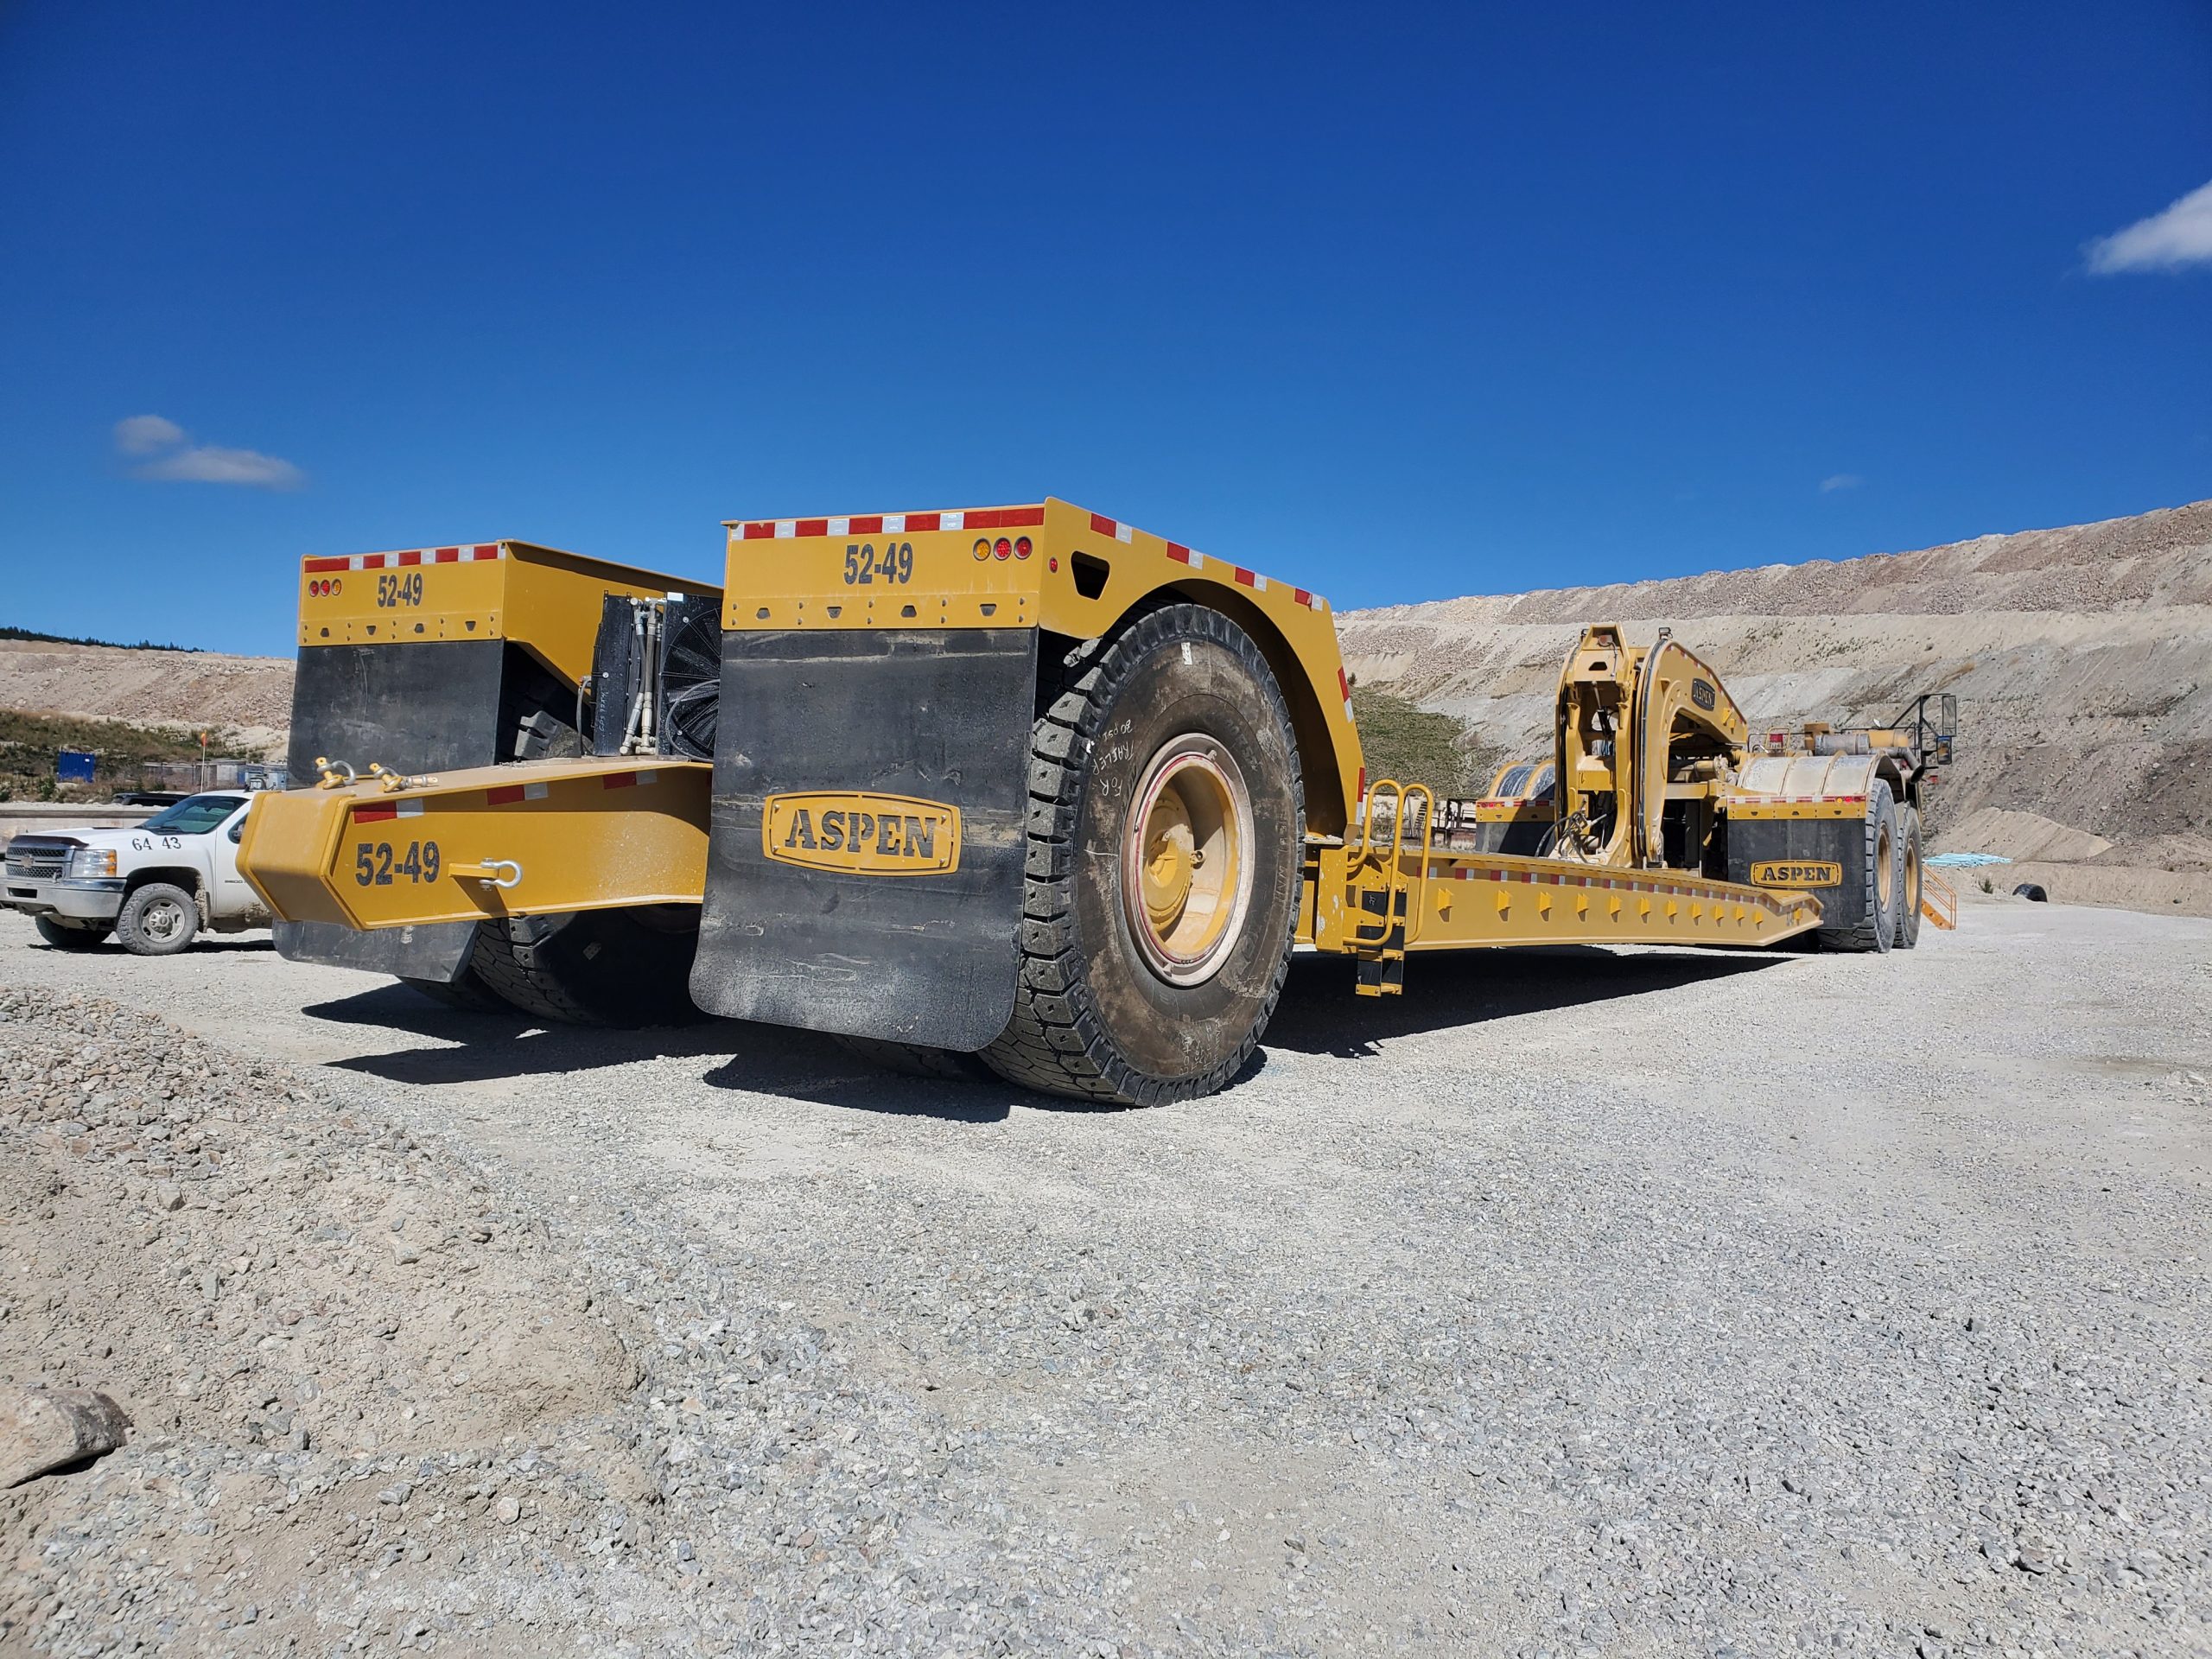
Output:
left=0, top=986, right=671, bottom=1653
left=0, top=986, right=1110, bottom=1657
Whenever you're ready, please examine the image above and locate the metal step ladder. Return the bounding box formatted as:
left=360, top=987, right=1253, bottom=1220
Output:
left=1348, top=779, right=1434, bottom=996
left=1921, top=868, right=1958, bottom=930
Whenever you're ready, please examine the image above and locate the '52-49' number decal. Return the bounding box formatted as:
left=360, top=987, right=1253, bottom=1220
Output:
left=355, top=840, right=440, bottom=886
left=377, top=571, right=425, bottom=608
left=842, top=541, right=913, bottom=585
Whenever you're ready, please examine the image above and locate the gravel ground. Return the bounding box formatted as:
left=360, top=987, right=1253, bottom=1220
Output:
left=3, top=892, right=2208, bottom=1656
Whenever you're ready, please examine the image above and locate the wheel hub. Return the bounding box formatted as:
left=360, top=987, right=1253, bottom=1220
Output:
left=1122, top=735, right=1255, bottom=986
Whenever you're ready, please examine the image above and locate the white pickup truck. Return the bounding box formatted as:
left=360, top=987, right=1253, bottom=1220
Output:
left=2, top=791, right=270, bottom=955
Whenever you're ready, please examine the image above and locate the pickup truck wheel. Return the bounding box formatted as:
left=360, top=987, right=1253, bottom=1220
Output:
left=116, top=882, right=200, bottom=957
left=982, top=604, right=1304, bottom=1106
left=34, top=916, right=112, bottom=951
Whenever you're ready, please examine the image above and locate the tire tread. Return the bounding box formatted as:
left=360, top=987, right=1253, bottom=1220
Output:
left=1816, top=779, right=1897, bottom=953
left=980, top=605, right=1303, bottom=1107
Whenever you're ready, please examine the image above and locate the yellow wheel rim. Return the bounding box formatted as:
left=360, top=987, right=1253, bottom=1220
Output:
left=1122, top=735, right=1255, bottom=986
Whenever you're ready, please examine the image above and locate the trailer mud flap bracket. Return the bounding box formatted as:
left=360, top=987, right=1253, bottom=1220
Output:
left=690, top=627, right=1039, bottom=1051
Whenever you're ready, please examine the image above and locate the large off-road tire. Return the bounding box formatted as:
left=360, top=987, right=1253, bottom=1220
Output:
left=1817, top=779, right=1898, bottom=953
left=34, top=916, right=112, bottom=951
left=1893, top=804, right=1923, bottom=950
left=116, top=882, right=200, bottom=957
left=982, top=604, right=1305, bottom=1106
left=467, top=906, right=703, bottom=1027
left=400, top=965, right=512, bottom=1014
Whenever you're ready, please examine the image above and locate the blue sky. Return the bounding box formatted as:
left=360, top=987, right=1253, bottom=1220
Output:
left=2, top=3, right=2208, bottom=656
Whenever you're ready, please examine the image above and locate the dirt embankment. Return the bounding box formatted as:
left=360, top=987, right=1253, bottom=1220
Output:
left=5, top=500, right=2208, bottom=911
left=1338, top=499, right=2212, bottom=917
left=0, top=640, right=294, bottom=758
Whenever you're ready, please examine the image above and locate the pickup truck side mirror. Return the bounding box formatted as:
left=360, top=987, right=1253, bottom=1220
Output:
left=228, top=818, right=245, bottom=844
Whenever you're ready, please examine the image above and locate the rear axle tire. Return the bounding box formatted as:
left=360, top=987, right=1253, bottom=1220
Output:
left=468, top=906, right=703, bottom=1027
left=982, top=604, right=1305, bottom=1107
left=1893, top=804, right=1923, bottom=950
left=1817, top=779, right=1898, bottom=953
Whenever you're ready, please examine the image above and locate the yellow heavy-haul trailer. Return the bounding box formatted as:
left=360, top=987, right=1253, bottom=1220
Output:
left=243, top=499, right=1923, bottom=1105
left=276, top=538, right=721, bottom=1022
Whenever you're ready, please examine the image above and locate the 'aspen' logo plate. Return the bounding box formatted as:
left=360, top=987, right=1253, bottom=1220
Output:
left=1750, top=860, right=1842, bottom=888
left=763, top=792, right=961, bottom=876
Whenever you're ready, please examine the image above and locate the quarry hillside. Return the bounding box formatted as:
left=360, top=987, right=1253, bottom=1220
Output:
left=1339, top=499, right=2212, bottom=914
left=0, top=639, right=292, bottom=759
left=2, top=499, right=2206, bottom=911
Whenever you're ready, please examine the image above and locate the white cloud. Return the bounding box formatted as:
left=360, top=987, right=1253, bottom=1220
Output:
left=111, top=413, right=305, bottom=490
left=137, top=445, right=306, bottom=489
left=1820, top=474, right=1862, bottom=493
left=113, top=414, right=185, bottom=455
left=2085, top=178, right=2212, bottom=275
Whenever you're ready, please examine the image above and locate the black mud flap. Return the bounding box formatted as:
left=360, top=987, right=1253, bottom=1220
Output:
left=1727, top=817, right=1868, bottom=932
left=690, top=628, right=1038, bottom=1051
left=277, top=641, right=512, bottom=983
left=284, top=641, right=510, bottom=783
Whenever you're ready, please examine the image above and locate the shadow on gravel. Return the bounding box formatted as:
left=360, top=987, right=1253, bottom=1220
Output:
left=698, top=1052, right=1153, bottom=1121
left=306, top=982, right=764, bottom=1084
left=1265, top=944, right=1792, bottom=1057
left=28, top=937, right=276, bottom=957
left=702, top=1058, right=1028, bottom=1122
left=299, top=950, right=1784, bottom=1109
left=303, top=982, right=1056, bottom=1119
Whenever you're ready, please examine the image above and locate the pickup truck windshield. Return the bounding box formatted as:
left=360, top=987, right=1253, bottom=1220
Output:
left=139, top=795, right=247, bottom=836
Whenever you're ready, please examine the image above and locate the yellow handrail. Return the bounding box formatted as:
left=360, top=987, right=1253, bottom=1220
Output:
left=1356, top=779, right=1437, bottom=948
left=1921, top=868, right=1958, bottom=930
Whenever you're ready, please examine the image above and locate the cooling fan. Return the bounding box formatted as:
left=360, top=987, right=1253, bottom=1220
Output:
left=656, top=594, right=722, bottom=761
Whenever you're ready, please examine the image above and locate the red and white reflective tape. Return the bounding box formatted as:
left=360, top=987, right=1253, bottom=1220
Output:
left=304, top=544, right=500, bottom=575
left=734, top=505, right=1330, bottom=613
left=740, top=507, right=1046, bottom=541
left=601, top=769, right=659, bottom=790
left=1156, top=534, right=1324, bottom=611
left=486, top=782, right=551, bottom=806
left=1744, top=793, right=1867, bottom=805
left=353, top=798, right=429, bottom=824
left=1442, top=867, right=1783, bottom=909
left=1337, top=666, right=1353, bottom=721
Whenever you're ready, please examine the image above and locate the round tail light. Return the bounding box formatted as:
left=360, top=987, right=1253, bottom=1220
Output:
left=973, top=538, right=991, bottom=560
left=1014, top=536, right=1033, bottom=559
left=993, top=537, right=1012, bottom=560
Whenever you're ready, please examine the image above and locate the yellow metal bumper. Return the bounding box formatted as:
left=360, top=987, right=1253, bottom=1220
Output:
left=238, top=759, right=710, bottom=931
left=1311, top=844, right=1823, bottom=956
